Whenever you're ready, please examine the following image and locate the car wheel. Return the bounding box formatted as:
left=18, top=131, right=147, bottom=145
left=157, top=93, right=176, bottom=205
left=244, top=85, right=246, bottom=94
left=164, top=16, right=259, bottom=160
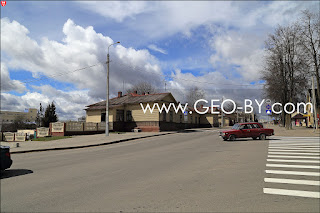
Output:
left=259, top=134, right=266, bottom=140
left=252, top=137, right=257, bottom=140
left=229, top=135, right=236, bottom=141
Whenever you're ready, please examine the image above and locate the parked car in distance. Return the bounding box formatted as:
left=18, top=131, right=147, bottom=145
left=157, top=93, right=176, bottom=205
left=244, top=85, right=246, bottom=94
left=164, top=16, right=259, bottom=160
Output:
left=0, top=146, right=12, bottom=171
left=219, top=122, right=274, bottom=141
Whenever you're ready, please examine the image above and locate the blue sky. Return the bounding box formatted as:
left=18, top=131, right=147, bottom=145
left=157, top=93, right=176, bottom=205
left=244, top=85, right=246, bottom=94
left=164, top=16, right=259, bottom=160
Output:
left=1, top=1, right=318, bottom=120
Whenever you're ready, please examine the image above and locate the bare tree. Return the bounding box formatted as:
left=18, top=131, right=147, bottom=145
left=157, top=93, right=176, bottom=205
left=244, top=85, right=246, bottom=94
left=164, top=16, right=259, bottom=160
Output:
left=126, top=82, right=157, bottom=95
left=186, top=86, right=205, bottom=107
left=299, top=10, right=320, bottom=99
left=262, top=24, right=308, bottom=129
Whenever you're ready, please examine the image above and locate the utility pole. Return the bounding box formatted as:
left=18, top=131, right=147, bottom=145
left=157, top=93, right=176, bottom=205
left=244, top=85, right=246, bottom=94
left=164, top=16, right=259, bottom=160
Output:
left=312, top=77, right=318, bottom=130
left=221, top=97, right=224, bottom=128
left=106, top=42, right=120, bottom=136
left=236, top=110, right=238, bottom=123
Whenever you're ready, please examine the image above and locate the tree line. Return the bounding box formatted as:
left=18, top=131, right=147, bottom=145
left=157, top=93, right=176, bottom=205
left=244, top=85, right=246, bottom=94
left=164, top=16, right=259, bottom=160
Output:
left=262, top=10, right=319, bottom=129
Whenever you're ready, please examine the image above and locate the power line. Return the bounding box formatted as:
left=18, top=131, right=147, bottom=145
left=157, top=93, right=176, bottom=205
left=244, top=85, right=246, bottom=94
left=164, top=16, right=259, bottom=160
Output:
left=18, top=63, right=103, bottom=84
left=13, top=59, right=264, bottom=87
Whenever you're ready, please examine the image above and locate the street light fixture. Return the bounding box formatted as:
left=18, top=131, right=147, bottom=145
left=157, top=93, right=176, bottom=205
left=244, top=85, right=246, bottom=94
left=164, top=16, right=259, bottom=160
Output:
left=106, top=41, right=120, bottom=136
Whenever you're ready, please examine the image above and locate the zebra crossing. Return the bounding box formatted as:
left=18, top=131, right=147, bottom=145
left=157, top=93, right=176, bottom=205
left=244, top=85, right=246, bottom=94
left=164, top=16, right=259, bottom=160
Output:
left=263, top=137, right=320, bottom=199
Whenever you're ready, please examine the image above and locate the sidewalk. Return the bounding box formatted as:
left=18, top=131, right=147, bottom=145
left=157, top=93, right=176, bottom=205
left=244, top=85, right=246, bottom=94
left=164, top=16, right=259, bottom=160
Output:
left=0, top=132, right=175, bottom=154
left=264, top=124, right=320, bottom=137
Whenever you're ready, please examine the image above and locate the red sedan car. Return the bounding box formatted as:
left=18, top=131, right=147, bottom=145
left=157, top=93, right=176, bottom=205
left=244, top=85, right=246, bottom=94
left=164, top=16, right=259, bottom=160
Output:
left=219, top=122, right=274, bottom=141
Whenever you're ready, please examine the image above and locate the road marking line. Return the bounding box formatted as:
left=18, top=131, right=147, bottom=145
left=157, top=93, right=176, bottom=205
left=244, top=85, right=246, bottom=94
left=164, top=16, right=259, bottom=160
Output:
left=271, top=137, right=320, bottom=139
left=269, top=146, right=320, bottom=148
left=265, top=170, right=320, bottom=176
left=269, top=145, right=320, bottom=148
left=268, top=155, right=320, bottom=159
left=267, top=159, right=320, bottom=163
left=268, top=149, right=320, bottom=152
left=263, top=188, right=320, bottom=198
left=269, top=141, right=320, bottom=143
left=268, top=152, right=320, bottom=156
left=269, top=143, right=320, bottom=145
left=270, top=140, right=320, bottom=142
left=269, top=143, right=320, bottom=146
left=266, top=164, right=320, bottom=169
left=264, top=178, right=320, bottom=186
left=269, top=146, right=320, bottom=149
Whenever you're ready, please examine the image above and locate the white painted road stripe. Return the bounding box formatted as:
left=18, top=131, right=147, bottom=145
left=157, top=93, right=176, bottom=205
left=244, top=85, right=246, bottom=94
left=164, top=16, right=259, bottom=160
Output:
left=269, top=144, right=320, bottom=147
left=268, top=155, right=320, bottom=159
left=271, top=141, right=320, bottom=142
left=266, top=164, right=320, bottom=169
left=269, top=146, right=320, bottom=149
left=263, top=188, right=320, bottom=198
left=271, top=137, right=320, bottom=139
left=265, top=170, right=320, bottom=176
left=268, top=149, right=320, bottom=152
left=269, top=142, right=320, bottom=145
left=268, top=152, right=320, bottom=156
left=267, top=159, right=320, bottom=163
left=264, top=178, right=320, bottom=186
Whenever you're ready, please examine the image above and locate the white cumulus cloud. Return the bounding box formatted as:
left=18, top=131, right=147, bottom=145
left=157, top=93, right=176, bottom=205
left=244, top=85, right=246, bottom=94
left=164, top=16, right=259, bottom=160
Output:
left=147, top=44, right=167, bottom=55
left=1, top=18, right=165, bottom=119
left=1, top=62, right=26, bottom=93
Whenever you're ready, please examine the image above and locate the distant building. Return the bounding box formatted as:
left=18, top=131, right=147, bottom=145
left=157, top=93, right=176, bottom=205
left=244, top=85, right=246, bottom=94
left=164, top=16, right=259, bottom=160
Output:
left=306, top=89, right=320, bottom=127
left=291, top=112, right=308, bottom=127
left=0, top=108, right=37, bottom=124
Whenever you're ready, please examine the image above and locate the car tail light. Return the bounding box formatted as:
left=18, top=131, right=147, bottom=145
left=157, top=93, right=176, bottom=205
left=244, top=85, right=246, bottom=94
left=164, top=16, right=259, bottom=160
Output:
left=5, top=152, right=10, bottom=157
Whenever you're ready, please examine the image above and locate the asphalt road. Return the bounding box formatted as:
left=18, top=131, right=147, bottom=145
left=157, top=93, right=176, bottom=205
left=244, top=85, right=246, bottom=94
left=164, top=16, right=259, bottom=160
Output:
left=1, top=131, right=319, bottom=212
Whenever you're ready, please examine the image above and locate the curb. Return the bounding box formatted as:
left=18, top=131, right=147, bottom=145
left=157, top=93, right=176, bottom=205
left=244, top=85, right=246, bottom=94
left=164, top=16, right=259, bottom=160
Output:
left=11, top=132, right=176, bottom=154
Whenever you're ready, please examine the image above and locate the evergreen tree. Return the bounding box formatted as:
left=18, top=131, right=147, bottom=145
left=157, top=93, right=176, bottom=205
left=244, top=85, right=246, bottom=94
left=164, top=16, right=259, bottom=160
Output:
left=42, top=102, right=58, bottom=127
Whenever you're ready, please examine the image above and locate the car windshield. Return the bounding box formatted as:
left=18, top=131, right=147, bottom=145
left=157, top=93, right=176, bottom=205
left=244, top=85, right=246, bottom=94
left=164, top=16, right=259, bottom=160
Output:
left=232, top=124, right=240, bottom=130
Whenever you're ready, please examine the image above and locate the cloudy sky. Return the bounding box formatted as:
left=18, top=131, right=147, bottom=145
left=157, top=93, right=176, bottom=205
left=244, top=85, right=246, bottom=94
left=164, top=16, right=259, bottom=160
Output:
left=1, top=1, right=318, bottom=120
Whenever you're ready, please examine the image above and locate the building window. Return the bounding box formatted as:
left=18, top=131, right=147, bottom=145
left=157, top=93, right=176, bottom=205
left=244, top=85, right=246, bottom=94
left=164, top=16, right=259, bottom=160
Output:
left=116, top=110, right=124, bottom=122
left=101, top=113, right=106, bottom=122
left=126, top=110, right=132, bottom=122
left=162, top=112, right=166, bottom=122
left=191, top=115, right=193, bottom=123
left=180, top=115, right=182, bottom=123
left=170, top=111, right=173, bottom=122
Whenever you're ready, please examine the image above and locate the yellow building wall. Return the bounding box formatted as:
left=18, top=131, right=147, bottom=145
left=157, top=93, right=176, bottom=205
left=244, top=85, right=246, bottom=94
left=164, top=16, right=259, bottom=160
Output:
left=201, top=114, right=214, bottom=125
left=157, top=101, right=185, bottom=123
left=86, top=110, right=101, bottom=123
left=126, top=104, right=159, bottom=122
left=86, top=109, right=114, bottom=123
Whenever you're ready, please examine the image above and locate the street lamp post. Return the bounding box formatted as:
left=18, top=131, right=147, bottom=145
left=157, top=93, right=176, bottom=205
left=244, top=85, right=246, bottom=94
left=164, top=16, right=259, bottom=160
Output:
left=106, top=41, right=120, bottom=136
